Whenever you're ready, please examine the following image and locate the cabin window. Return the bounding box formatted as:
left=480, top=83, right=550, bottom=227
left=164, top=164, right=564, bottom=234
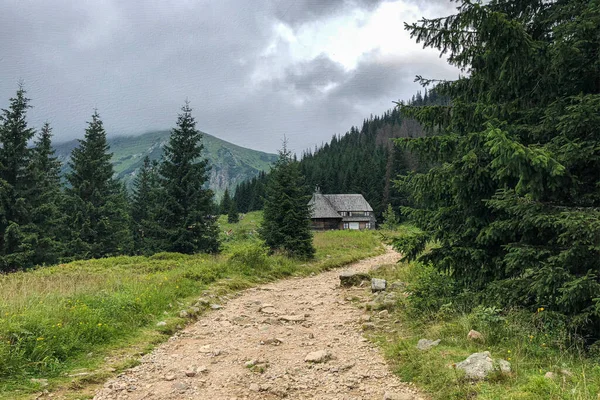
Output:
left=341, top=211, right=347, bottom=216
left=366, top=222, right=371, bottom=229
left=343, top=222, right=349, bottom=229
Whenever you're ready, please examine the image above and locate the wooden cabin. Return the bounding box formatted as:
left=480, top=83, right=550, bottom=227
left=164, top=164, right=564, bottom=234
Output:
left=308, top=190, right=376, bottom=230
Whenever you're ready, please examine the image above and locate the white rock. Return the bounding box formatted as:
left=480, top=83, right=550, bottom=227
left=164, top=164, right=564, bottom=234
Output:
left=304, top=350, right=331, bottom=363
left=371, top=278, right=387, bottom=292
left=455, top=351, right=511, bottom=380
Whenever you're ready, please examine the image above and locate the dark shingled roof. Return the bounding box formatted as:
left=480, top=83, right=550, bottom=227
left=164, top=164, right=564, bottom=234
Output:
left=323, top=194, right=374, bottom=212
left=308, top=193, right=341, bottom=219
left=308, top=193, right=374, bottom=219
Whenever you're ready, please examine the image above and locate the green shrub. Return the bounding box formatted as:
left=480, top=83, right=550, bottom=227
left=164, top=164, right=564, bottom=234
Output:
left=229, top=242, right=270, bottom=271
left=406, top=263, right=460, bottom=316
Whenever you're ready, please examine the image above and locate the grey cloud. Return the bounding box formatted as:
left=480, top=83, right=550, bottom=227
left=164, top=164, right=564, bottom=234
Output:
left=276, top=54, right=346, bottom=95
left=271, top=0, right=390, bottom=27
left=0, top=0, right=458, bottom=154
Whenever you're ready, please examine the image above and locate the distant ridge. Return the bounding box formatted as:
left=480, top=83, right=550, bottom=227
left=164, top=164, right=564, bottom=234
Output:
left=53, top=130, right=277, bottom=198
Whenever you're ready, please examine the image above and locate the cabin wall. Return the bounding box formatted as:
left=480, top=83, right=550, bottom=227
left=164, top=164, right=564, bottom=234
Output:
left=311, top=218, right=376, bottom=230
left=311, top=218, right=341, bottom=230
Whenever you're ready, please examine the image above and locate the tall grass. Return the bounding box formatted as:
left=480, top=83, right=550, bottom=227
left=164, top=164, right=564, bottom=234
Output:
left=369, top=232, right=600, bottom=400
left=0, top=213, right=384, bottom=398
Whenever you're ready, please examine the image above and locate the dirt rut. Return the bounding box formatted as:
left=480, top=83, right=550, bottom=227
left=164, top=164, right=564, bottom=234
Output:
left=94, top=247, right=421, bottom=400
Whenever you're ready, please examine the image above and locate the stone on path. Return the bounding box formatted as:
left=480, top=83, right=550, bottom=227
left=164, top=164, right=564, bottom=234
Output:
left=371, top=278, right=387, bottom=292
left=249, top=383, right=260, bottom=392
left=455, top=351, right=511, bottom=380
left=196, top=365, right=208, bottom=373
left=173, top=382, right=188, bottom=391
left=279, top=314, right=305, bottom=322
left=383, top=391, right=414, bottom=400
left=304, top=350, right=331, bottom=363
left=339, top=270, right=372, bottom=287
left=156, top=321, right=167, bottom=327
left=416, top=339, right=441, bottom=351
left=261, top=337, right=283, bottom=345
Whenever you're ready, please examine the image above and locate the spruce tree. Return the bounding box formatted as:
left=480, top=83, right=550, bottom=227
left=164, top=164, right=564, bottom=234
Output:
left=381, top=204, right=399, bottom=230
left=131, top=156, right=162, bottom=254
left=0, top=85, right=36, bottom=270
left=65, top=110, right=133, bottom=259
left=157, top=102, right=219, bottom=254
left=220, top=188, right=232, bottom=216
left=395, top=0, right=600, bottom=336
left=227, top=200, right=239, bottom=224
left=259, top=141, right=315, bottom=259
left=27, top=123, right=64, bottom=265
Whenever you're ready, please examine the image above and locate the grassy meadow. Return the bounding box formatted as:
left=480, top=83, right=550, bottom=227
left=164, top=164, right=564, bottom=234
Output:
left=369, top=228, right=600, bottom=400
left=0, top=211, right=385, bottom=399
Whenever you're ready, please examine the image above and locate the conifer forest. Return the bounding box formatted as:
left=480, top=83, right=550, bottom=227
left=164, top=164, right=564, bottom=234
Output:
left=0, top=1, right=599, bottom=397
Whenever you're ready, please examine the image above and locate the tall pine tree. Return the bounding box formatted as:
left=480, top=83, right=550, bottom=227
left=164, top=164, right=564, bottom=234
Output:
left=219, top=188, right=232, bottom=216
left=65, top=110, right=133, bottom=259
left=227, top=200, right=239, bottom=224
left=259, top=141, right=315, bottom=259
left=0, top=85, right=36, bottom=270
left=395, top=0, right=600, bottom=336
left=27, top=123, right=64, bottom=265
left=157, top=102, right=219, bottom=254
left=131, top=156, right=162, bottom=254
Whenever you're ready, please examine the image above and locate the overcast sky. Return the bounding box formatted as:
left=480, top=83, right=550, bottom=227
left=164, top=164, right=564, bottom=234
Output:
left=0, top=0, right=459, bottom=154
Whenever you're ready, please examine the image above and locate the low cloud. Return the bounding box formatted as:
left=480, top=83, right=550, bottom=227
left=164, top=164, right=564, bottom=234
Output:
left=0, top=0, right=459, bottom=153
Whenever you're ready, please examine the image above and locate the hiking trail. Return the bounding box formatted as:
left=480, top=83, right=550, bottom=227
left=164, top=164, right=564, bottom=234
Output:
left=94, top=247, right=422, bottom=400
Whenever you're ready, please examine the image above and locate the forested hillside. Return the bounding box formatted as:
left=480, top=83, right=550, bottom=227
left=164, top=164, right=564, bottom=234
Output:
left=234, top=90, right=446, bottom=217
left=53, top=130, right=277, bottom=198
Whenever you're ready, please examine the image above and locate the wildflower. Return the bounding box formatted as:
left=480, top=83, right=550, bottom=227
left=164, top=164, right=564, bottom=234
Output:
left=97, top=323, right=102, bottom=327
left=37, top=337, right=44, bottom=341
left=529, top=335, right=534, bottom=339
left=507, top=357, right=511, bottom=361
left=537, top=307, right=545, bottom=312
left=507, top=350, right=511, bottom=354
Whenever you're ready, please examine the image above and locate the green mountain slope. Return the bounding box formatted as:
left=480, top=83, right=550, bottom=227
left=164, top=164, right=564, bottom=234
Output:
left=54, top=130, right=276, bottom=198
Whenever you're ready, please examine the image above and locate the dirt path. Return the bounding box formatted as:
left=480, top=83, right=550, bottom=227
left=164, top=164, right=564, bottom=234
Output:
left=94, top=248, right=421, bottom=400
